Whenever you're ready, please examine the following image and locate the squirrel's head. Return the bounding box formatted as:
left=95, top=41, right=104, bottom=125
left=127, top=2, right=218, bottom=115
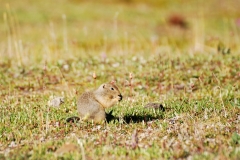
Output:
left=95, top=83, right=122, bottom=108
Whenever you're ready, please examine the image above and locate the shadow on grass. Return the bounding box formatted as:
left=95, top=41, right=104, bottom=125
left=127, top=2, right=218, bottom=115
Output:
left=106, top=112, right=164, bottom=124
left=66, top=109, right=164, bottom=124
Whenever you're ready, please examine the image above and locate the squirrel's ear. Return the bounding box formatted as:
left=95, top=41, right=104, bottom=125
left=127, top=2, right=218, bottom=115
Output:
left=110, top=80, right=116, bottom=84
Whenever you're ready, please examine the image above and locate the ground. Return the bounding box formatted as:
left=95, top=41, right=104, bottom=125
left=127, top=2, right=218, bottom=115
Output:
left=0, top=0, right=240, bottom=159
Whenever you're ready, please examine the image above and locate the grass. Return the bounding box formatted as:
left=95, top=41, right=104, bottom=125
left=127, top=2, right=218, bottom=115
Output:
left=0, top=0, right=240, bottom=159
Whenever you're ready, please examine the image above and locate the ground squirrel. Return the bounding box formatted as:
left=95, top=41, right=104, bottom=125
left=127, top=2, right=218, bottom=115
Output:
left=67, top=83, right=122, bottom=123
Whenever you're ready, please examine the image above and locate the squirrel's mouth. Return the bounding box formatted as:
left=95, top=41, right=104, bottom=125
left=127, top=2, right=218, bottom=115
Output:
left=118, top=95, right=123, bottom=101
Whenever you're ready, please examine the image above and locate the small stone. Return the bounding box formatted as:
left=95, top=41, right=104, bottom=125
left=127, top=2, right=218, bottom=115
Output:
left=9, top=141, right=17, bottom=148
left=144, top=103, right=165, bottom=111
left=63, top=64, right=69, bottom=71
left=48, top=97, right=64, bottom=107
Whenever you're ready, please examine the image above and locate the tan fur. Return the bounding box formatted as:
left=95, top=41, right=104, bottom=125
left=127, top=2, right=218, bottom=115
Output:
left=77, top=83, right=122, bottom=123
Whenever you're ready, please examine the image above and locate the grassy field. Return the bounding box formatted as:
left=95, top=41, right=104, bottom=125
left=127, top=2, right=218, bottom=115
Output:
left=0, top=0, right=240, bottom=159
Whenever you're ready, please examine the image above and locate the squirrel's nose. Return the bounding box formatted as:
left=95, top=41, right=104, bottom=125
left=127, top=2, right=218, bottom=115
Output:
left=118, top=95, right=123, bottom=101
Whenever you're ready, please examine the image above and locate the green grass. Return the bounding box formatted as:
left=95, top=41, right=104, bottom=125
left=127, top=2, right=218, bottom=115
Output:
left=0, top=0, right=240, bottom=159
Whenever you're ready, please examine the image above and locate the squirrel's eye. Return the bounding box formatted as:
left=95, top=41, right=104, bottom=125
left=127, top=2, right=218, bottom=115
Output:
left=111, top=88, right=114, bottom=90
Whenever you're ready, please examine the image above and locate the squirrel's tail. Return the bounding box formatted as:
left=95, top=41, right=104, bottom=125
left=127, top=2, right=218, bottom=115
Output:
left=66, top=116, right=80, bottom=123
